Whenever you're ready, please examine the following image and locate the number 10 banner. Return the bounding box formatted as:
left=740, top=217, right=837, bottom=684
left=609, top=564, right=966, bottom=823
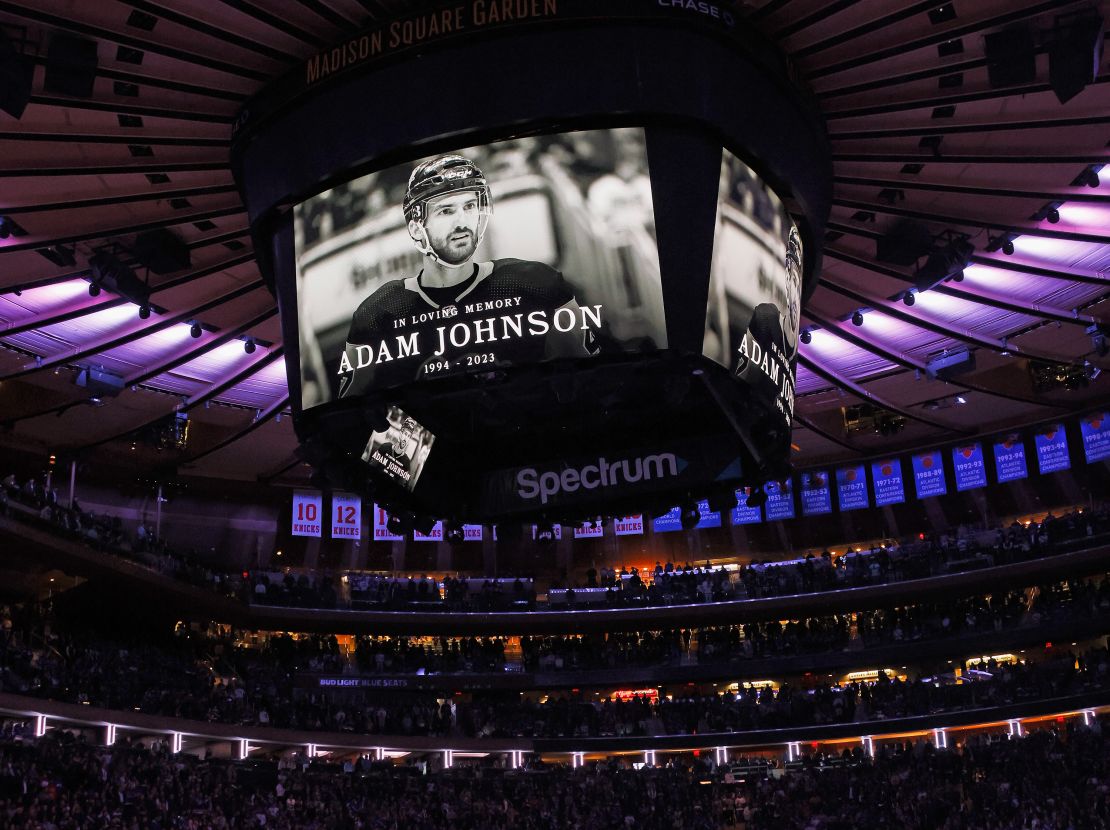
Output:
left=292, top=491, right=323, bottom=537
left=331, top=492, right=362, bottom=540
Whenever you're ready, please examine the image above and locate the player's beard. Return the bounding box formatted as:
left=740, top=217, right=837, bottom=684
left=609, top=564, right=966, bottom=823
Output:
left=430, top=228, right=477, bottom=266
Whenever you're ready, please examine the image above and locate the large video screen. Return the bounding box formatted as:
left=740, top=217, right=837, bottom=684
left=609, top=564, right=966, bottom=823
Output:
left=294, top=128, right=668, bottom=409
left=703, top=150, right=802, bottom=429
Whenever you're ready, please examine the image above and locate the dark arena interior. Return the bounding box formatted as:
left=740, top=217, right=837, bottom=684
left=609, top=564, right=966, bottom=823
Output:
left=1, top=1, right=1110, bottom=828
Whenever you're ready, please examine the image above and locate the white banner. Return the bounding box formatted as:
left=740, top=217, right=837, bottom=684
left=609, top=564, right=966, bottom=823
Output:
left=292, top=492, right=323, bottom=538
left=330, top=492, right=361, bottom=540
left=463, top=524, right=484, bottom=541
left=573, top=521, right=604, bottom=539
left=414, top=521, right=444, bottom=542
left=532, top=524, right=563, bottom=541
left=372, top=504, right=403, bottom=541
left=614, top=515, right=644, bottom=536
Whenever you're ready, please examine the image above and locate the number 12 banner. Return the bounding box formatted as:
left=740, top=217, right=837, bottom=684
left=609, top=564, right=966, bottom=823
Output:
left=330, top=493, right=362, bottom=539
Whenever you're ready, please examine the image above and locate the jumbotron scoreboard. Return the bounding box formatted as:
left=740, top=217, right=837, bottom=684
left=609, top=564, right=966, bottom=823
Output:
left=232, top=0, right=830, bottom=529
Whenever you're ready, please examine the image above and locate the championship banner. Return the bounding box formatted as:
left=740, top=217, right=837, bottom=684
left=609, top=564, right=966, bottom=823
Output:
left=292, top=491, right=323, bottom=537
left=871, top=459, right=905, bottom=507
left=1034, top=424, right=1070, bottom=474
left=653, top=501, right=719, bottom=532
left=992, top=434, right=1028, bottom=483
left=836, top=464, right=869, bottom=511
left=573, top=521, right=605, bottom=539
left=764, top=479, right=795, bottom=522
left=372, top=504, right=404, bottom=541
left=1080, top=413, right=1110, bottom=463
left=330, top=492, right=362, bottom=539
left=911, top=450, right=946, bottom=499
left=952, top=444, right=987, bottom=492
left=695, top=500, right=722, bottom=529
left=413, top=521, right=444, bottom=542
left=613, top=515, right=644, bottom=536
left=800, top=471, right=831, bottom=516
left=730, top=488, right=762, bottom=525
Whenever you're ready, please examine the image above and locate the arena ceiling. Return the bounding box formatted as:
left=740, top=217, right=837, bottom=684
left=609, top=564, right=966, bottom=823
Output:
left=0, top=0, right=1106, bottom=486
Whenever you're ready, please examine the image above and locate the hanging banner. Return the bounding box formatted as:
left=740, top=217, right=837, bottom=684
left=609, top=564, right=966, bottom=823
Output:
left=1034, top=424, right=1070, bottom=473
left=992, top=434, right=1028, bottom=483
left=463, top=524, right=484, bottom=541
left=573, top=521, right=605, bottom=539
left=800, top=471, right=831, bottom=516
left=871, top=459, right=905, bottom=506
left=1080, top=412, right=1110, bottom=463
left=330, top=492, right=362, bottom=539
left=372, top=504, right=403, bottom=541
left=836, top=464, right=869, bottom=511
left=730, top=488, right=763, bottom=525
left=414, top=521, right=444, bottom=542
left=764, top=479, right=795, bottom=522
left=653, top=500, right=718, bottom=532
left=952, top=443, right=987, bottom=492
left=912, top=449, right=947, bottom=499
left=613, top=515, right=644, bottom=536
left=292, top=491, right=323, bottom=537
left=532, top=524, right=563, bottom=541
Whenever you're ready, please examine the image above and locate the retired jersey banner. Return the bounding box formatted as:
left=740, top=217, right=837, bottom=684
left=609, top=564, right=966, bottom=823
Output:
left=871, top=459, right=905, bottom=506
left=952, top=444, right=987, bottom=492
left=764, top=479, right=795, bottom=522
left=330, top=492, right=362, bottom=539
left=1035, top=424, right=1070, bottom=473
left=292, top=491, right=323, bottom=537
left=1080, top=413, right=1110, bottom=463
left=836, top=464, right=869, bottom=511
left=800, top=471, right=832, bottom=516
left=573, top=521, right=604, bottom=539
left=372, top=504, right=404, bottom=541
left=613, top=515, right=644, bottom=536
left=912, top=450, right=947, bottom=499
left=413, top=521, right=444, bottom=542
left=992, top=434, right=1028, bottom=483
left=730, top=488, right=763, bottom=525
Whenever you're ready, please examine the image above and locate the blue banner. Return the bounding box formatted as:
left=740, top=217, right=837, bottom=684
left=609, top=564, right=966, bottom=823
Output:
left=800, top=471, right=832, bottom=516
left=653, top=500, right=719, bottom=532
left=1034, top=424, right=1070, bottom=474
left=696, top=499, right=722, bottom=529
left=764, top=479, right=795, bottom=521
left=652, top=507, right=682, bottom=533
left=871, top=459, right=905, bottom=506
left=836, top=464, right=869, bottom=512
left=730, top=489, right=763, bottom=525
left=992, top=434, right=1028, bottom=483
left=952, top=443, right=987, bottom=491
left=1080, top=412, right=1110, bottom=463
left=912, top=450, right=947, bottom=499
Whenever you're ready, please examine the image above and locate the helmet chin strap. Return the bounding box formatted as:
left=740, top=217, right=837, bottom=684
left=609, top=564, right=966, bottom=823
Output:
left=416, top=223, right=481, bottom=269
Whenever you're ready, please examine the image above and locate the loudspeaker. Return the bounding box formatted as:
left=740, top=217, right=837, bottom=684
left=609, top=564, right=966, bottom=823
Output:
left=984, top=25, right=1036, bottom=88
left=134, top=228, right=192, bottom=274
left=1050, top=14, right=1104, bottom=104
left=0, top=32, right=33, bottom=118
left=876, top=219, right=932, bottom=266
left=44, top=34, right=98, bottom=98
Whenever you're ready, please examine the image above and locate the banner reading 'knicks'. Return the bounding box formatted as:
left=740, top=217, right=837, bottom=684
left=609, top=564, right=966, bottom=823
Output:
left=703, top=150, right=802, bottom=430
left=293, top=128, right=668, bottom=409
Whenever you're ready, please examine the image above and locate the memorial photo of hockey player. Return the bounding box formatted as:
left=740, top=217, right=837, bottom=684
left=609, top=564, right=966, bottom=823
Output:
left=294, top=128, right=667, bottom=409
left=361, top=405, right=435, bottom=491
left=703, top=150, right=803, bottom=429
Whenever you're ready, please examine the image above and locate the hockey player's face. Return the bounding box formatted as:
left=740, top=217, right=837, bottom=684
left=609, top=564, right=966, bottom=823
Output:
left=424, top=191, right=481, bottom=265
